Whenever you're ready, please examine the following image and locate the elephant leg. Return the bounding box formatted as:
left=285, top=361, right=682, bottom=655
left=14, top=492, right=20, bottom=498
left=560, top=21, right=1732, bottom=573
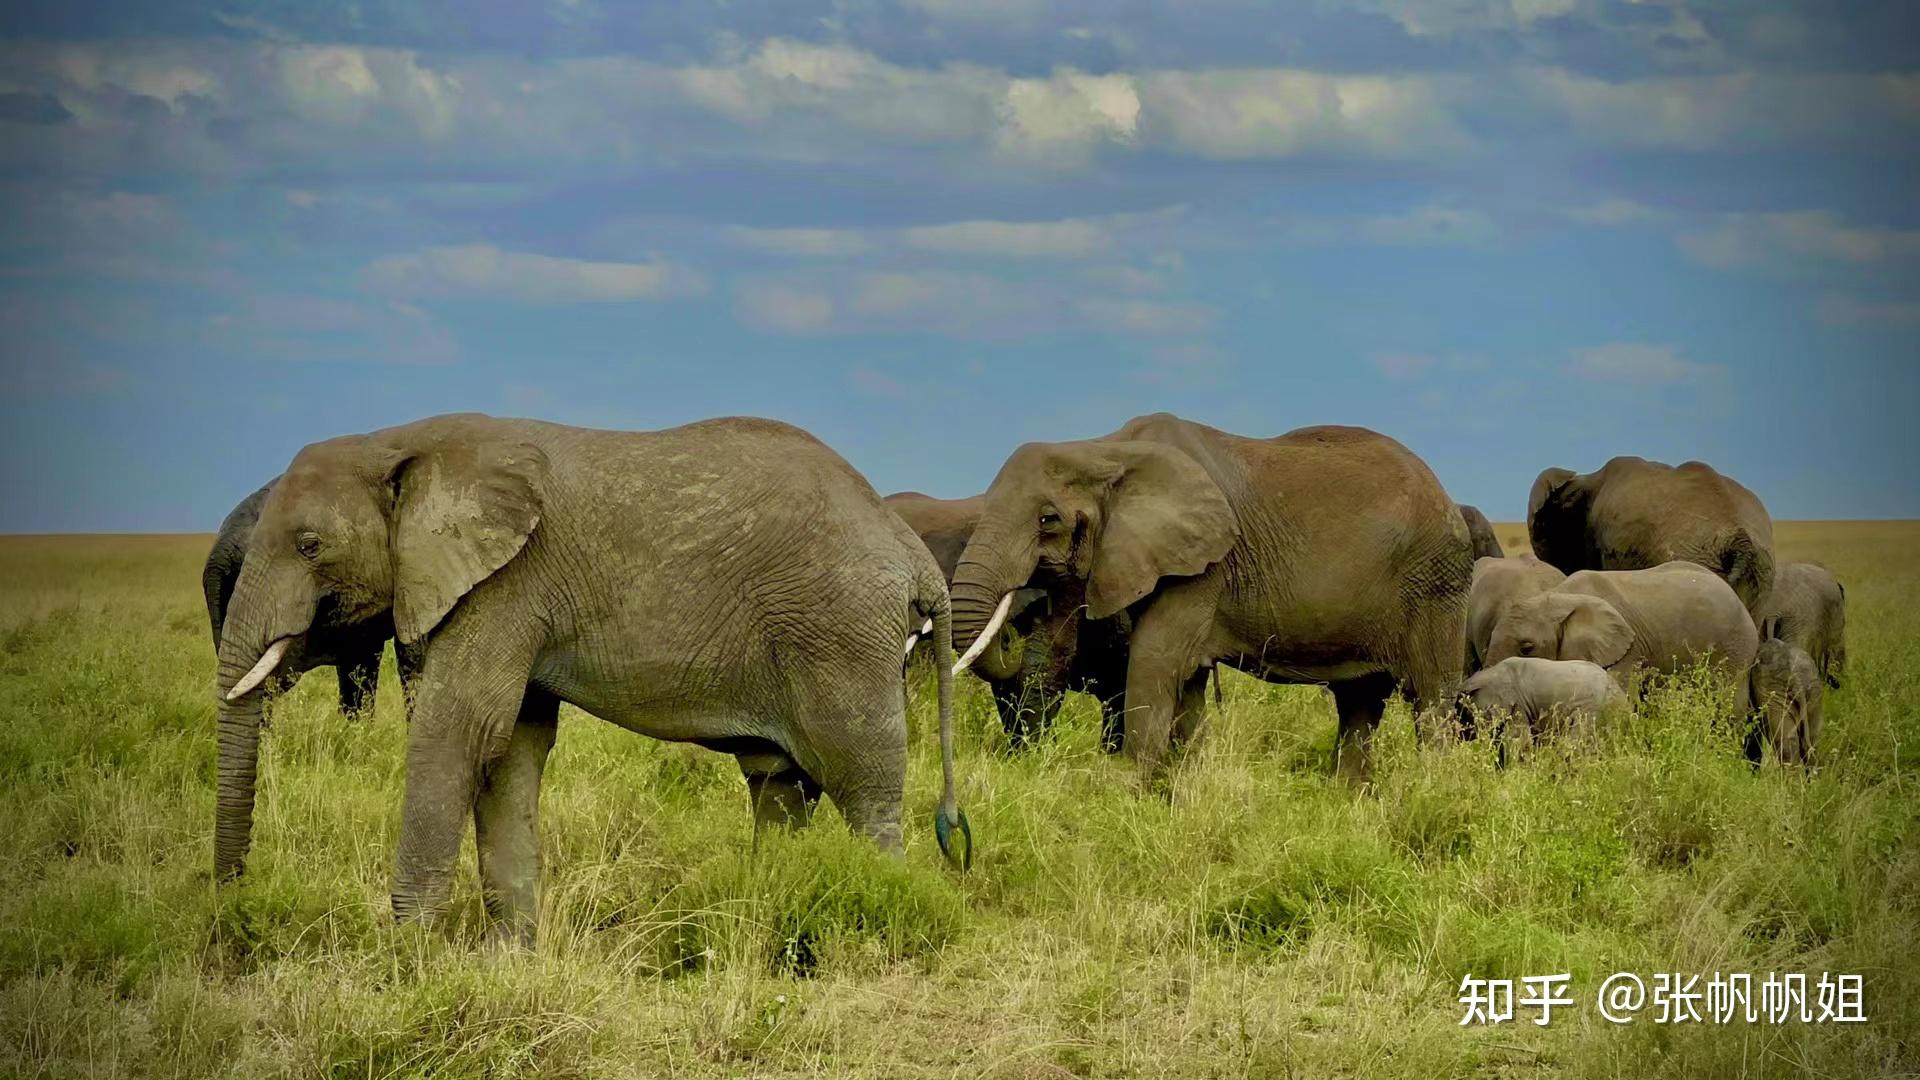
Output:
left=740, top=755, right=824, bottom=845
left=1169, top=668, right=1212, bottom=755
left=474, top=689, right=559, bottom=945
left=1400, top=601, right=1467, bottom=748
left=808, top=700, right=907, bottom=853
left=1330, top=673, right=1395, bottom=786
left=392, top=636, right=536, bottom=926
left=394, top=639, right=424, bottom=718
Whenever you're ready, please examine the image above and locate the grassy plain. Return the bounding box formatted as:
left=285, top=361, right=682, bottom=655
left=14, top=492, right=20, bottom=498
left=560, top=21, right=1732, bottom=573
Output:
left=0, top=523, right=1915, bottom=1077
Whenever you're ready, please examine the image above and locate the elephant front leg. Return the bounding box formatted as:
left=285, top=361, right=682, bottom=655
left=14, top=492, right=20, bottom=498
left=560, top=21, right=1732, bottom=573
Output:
left=1330, top=673, right=1395, bottom=786
left=391, top=640, right=536, bottom=927
left=474, top=690, right=559, bottom=945
left=1119, top=580, right=1219, bottom=786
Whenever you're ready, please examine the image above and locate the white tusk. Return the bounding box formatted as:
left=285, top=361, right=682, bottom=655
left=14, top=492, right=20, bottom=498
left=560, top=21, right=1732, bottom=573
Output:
left=226, top=638, right=291, bottom=702
left=952, top=592, right=1014, bottom=676
left=900, top=619, right=934, bottom=660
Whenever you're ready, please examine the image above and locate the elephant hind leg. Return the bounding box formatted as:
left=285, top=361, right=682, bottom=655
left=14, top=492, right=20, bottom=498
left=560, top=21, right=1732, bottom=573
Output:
left=788, top=687, right=908, bottom=854
left=741, top=755, right=825, bottom=844
left=474, top=689, right=559, bottom=945
left=1398, top=600, right=1468, bottom=745
left=1331, top=672, right=1395, bottom=786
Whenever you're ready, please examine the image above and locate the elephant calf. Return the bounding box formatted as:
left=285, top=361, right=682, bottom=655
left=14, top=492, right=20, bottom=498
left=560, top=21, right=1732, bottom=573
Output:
left=1757, top=561, right=1846, bottom=690
left=1466, top=555, right=1566, bottom=676
left=1486, top=561, right=1759, bottom=692
left=1748, top=633, right=1824, bottom=768
left=1458, top=657, right=1626, bottom=761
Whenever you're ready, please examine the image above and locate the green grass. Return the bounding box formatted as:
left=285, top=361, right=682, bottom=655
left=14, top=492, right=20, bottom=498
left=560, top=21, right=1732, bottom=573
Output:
left=0, top=524, right=1915, bottom=1077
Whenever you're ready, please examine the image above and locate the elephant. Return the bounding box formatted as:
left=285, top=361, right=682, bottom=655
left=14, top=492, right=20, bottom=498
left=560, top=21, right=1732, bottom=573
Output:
left=204, top=478, right=415, bottom=719
left=214, top=413, right=968, bottom=942
left=1457, top=657, right=1626, bottom=762
left=1458, top=504, right=1504, bottom=560
left=1755, top=561, right=1846, bottom=690
left=946, top=413, right=1472, bottom=785
left=1527, top=456, right=1775, bottom=616
left=1465, top=555, right=1566, bottom=676
left=1484, top=562, right=1759, bottom=695
left=1746, top=632, right=1823, bottom=767
left=885, top=491, right=1131, bottom=751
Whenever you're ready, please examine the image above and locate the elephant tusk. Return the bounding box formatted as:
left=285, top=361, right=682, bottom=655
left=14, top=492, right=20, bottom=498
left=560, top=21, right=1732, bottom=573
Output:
left=952, top=592, right=1014, bottom=676
left=901, top=618, right=934, bottom=660
left=226, top=638, right=291, bottom=702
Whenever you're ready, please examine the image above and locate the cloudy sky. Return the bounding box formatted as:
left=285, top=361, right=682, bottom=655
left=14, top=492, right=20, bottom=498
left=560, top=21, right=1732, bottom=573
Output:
left=2, top=1, right=1916, bottom=531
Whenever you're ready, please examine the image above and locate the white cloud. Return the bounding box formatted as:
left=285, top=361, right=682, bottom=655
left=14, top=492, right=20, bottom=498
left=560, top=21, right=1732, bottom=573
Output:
left=1139, top=68, right=1471, bottom=159
left=725, top=226, right=871, bottom=257
left=999, top=70, right=1141, bottom=156
left=1371, top=352, right=1435, bottom=381
left=1679, top=211, right=1920, bottom=269
left=1563, top=343, right=1722, bottom=384
left=1816, top=294, right=1920, bottom=329
left=365, top=244, right=708, bottom=303
left=1076, top=297, right=1216, bottom=336
left=902, top=217, right=1114, bottom=258
left=1565, top=198, right=1661, bottom=226
left=735, top=280, right=837, bottom=333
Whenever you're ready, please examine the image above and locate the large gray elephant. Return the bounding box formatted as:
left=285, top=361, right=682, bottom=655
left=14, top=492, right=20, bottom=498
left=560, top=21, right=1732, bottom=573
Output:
left=885, top=491, right=1130, bottom=751
left=1465, top=555, right=1567, bottom=676
left=1458, top=504, right=1504, bottom=560
left=214, top=413, right=968, bottom=941
left=1756, top=561, right=1846, bottom=690
left=1527, top=456, right=1775, bottom=615
left=1747, top=634, right=1823, bottom=768
left=1485, top=562, right=1759, bottom=692
left=946, top=413, right=1472, bottom=785
left=204, top=478, right=415, bottom=718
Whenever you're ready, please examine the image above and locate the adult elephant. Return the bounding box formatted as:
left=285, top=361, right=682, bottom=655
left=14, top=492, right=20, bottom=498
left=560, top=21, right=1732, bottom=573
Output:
left=204, top=478, right=415, bottom=719
left=1527, top=456, right=1774, bottom=615
left=1457, top=504, right=1504, bottom=560
left=215, top=413, right=968, bottom=942
left=885, top=491, right=1130, bottom=751
left=947, top=413, right=1472, bottom=785
left=1756, top=562, right=1846, bottom=690
left=1484, top=562, right=1758, bottom=691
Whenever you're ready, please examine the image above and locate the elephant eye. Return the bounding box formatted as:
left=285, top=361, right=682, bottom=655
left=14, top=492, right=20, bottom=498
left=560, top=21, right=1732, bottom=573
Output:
left=1518, top=640, right=1536, bottom=656
left=296, top=532, right=323, bottom=560
left=1038, top=510, right=1062, bottom=528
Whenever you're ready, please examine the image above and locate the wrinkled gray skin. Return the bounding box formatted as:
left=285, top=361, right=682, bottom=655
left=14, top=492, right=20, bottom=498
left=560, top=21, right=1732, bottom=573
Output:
left=1756, top=561, right=1846, bottom=690
left=1486, top=562, right=1759, bottom=693
left=1457, top=504, right=1504, bottom=560
left=215, top=413, right=966, bottom=942
left=1459, top=657, right=1625, bottom=762
left=886, top=491, right=1131, bottom=751
left=1529, top=456, right=1775, bottom=616
left=949, top=413, right=1471, bottom=786
left=205, top=478, right=416, bottom=718
left=1465, top=555, right=1567, bottom=677
left=1747, top=635, right=1823, bottom=767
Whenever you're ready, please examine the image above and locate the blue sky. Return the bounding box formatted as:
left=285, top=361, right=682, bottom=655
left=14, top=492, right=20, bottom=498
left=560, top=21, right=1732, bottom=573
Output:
left=1, top=0, right=1916, bottom=531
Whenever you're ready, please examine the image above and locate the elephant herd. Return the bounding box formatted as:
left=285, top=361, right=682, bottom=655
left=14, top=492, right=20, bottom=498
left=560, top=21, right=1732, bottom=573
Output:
left=203, top=411, right=1844, bottom=943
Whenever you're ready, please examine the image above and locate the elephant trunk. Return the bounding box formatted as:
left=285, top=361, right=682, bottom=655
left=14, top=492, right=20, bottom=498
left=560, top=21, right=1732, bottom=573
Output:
left=211, top=557, right=317, bottom=881
left=950, top=524, right=1039, bottom=665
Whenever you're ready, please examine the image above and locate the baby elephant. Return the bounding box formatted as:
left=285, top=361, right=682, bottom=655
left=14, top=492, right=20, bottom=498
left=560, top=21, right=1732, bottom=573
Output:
left=1460, top=657, right=1626, bottom=762
left=1747, top=634, right=1823, bottom=768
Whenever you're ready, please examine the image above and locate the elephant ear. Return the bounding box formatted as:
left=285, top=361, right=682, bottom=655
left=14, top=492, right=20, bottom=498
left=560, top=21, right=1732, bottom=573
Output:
left=1558, top=595, right=1633, bottom=670
left=1086, top=441, right=1238, bottom=620
left=1526, top=467, right=1578, bottom=567
left=389, top=438, right=548, bottom=645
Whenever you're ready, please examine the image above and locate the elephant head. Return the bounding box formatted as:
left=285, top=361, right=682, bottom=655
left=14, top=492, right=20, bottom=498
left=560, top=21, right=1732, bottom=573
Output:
left=1484, top=592, right=1633, bottom=671
left=1526, top=466, right=1591, bottom=573
left=948, top=438, right=1237, bottom=668
left=214, top=415, right=546, bottom=880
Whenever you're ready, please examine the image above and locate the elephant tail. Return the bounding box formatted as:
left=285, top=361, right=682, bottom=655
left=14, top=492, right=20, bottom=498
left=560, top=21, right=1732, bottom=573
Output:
left=920, top=575, right=971, bottom=871
left=1715, top=526, right=1773, bottom=611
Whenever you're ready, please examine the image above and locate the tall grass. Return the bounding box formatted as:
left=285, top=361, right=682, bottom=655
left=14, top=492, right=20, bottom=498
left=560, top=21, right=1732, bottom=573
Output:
left=0, top=524, right=1914, bottom=1077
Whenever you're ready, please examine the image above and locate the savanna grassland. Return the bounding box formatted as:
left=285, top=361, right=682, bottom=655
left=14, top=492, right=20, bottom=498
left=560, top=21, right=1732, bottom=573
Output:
left=1, top=523, right=1915, bottom=1078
